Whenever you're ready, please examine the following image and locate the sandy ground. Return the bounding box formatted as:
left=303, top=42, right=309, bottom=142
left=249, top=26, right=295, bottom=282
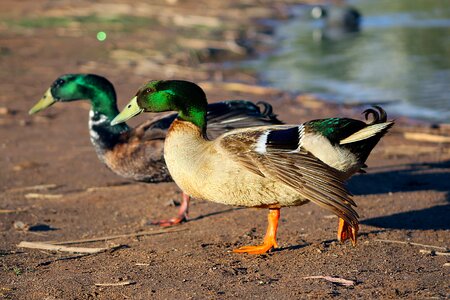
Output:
left=1, top=1, right=449, bottom=299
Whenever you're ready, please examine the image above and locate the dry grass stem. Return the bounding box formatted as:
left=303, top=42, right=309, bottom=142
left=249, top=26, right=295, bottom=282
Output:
left=94, top=281, right=136, bottom=287
left=199, top=81, right=282, bottom=95
left=17, top=241, right=113, bottom=254
left=0, top=209, right=24, bottom=214
left=375, top=239, right=448, bottom=251
left=6, top=184, right=59, bottom=193
left=419, top=249, right=450, bottom=256
left=404, top=132, right=450, bottom=143
left=25, top=193, right=63, bottom=200
left=46, top=228, right=187, bottom=245
left=303, top=276, right=355, bottom=287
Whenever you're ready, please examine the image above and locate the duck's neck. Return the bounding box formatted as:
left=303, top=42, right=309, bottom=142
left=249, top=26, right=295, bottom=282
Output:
left=164, top=119, right=207, bottom=186
left=88, top=94, right=130, bottom=159
left=166, top=119, right=206, bottom=154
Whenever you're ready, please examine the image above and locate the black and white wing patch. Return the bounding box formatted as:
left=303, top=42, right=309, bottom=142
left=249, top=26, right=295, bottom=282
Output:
left=255, top=125, right=305, bottom=153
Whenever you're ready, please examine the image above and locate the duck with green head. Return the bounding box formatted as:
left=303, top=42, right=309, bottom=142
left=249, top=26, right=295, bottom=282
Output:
left=29, top=74, right=283, bottom=226
left=112, top=80, right=394, bottom=254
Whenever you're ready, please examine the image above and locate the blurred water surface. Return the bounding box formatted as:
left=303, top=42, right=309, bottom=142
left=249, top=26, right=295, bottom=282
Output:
left=250, top=0, right=450, bottom=122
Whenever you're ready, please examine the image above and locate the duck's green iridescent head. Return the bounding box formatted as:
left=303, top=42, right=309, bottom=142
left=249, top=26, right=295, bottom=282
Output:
left=112, top=80, right=207, bottom=129
left=29, top=74, right=117, bottom=116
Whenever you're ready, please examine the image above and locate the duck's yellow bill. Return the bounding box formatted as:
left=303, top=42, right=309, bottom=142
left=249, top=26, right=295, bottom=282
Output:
left=29, top=89, right=56, bottom=115
left=111, top=96, right=144, bottom=125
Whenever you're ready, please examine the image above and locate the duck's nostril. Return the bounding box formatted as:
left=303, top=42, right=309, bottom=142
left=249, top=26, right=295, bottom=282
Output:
left=128, top=104, right=132, bottom=108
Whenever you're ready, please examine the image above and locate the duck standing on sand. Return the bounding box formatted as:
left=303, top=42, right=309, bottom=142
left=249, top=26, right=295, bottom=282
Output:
left=29, top=74, right=282, bottom=226
left=112, top=80, right=393, bottom=254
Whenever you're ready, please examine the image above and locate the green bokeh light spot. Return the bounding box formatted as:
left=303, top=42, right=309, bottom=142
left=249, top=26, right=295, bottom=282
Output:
left=97, top=31, right=107, bottom=41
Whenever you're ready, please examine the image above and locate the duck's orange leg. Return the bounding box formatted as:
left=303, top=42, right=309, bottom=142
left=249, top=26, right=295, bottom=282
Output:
left=233, top=208, right=280, bottom=254
left=151, top=192, right=190, bottom=227
left=337, top=218, right=358, bottom=246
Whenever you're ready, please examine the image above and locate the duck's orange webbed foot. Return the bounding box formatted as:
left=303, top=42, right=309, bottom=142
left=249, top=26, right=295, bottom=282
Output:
left=151, top=193, right=190, bottom=227
left=233, top=208, right=280, bottom=255
left=337, top=218, right=359, bottom=246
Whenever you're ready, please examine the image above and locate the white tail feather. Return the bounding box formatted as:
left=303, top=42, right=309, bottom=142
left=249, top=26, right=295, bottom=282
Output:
left=340, top=122, right=393, bottom=145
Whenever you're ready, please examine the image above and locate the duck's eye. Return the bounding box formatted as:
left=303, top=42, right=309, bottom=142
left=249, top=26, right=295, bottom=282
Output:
left=55, top=79, right=65, bottom=86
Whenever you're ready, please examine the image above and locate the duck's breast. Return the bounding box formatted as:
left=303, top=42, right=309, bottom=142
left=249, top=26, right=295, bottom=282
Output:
left=165, top=120, right=307, bottom=207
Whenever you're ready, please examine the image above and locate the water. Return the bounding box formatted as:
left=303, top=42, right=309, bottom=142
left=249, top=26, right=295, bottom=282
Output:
left=250, top=0, right=450, bottom=122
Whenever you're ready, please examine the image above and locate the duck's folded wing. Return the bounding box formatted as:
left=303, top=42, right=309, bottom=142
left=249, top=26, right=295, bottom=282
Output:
left=218, top=125, right=358, bottom=226
left=206, top=101, right=283, bottom=140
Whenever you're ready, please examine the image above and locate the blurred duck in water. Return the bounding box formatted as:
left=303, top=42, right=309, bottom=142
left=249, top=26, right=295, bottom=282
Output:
left=311, top=2, right=361, bottom=41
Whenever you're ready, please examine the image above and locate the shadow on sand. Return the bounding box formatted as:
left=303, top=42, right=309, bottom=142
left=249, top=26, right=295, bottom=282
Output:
left=151, top=161, right=449, bottom=236
left=348, top=160, right=450, bottom=231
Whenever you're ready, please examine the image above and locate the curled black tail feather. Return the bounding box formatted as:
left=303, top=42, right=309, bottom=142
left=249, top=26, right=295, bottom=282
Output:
left=363, top=105, right=387, bottom=125
left=256, top=101, right=276, bottom=119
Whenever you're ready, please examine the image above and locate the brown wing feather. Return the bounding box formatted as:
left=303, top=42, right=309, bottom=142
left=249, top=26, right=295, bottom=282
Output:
left=219, top=129, right=268, bottom=177
left=219, top=128, right=358, bottom=226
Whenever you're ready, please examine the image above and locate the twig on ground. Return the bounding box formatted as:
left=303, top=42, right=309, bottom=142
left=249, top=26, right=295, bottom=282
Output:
left=375, top=239, right=448, bottom=251
left=177, top=37, right=246, bottom=54
left=94, top=281, right=136, bottom=287
left=6, top=184, right=59, bottom=193
left=85, top=182, right=135, bottom=192
left=303, top=276, right=355, bottom=287
left=403, top=132, right=450, bottom=143
left=46, top=228, right=187, bottom=245
left=0, top=209, right=25, bottom=214
left=17, top=241, right=120, bottom=254
left=25, top=193, right=63, bottom=200
left=419, top=249, right=450, bottom=256
left=323, top=215, right=337, bottom=219
left=199, top=81, right=282, bottom=95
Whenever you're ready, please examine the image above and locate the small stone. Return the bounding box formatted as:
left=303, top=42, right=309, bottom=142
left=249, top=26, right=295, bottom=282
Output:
left=0, top=107, right=10, bottom=115
left=19, top=120, right=30, bottom=126
left=13, top=221, right=28, bottom=231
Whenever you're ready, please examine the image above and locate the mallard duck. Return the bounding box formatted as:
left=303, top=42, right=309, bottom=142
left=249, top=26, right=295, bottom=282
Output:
left=112, top=80, right=394, bottom=254
left=29, top=74, right=282, bottom=226
left=311, top=4, right=361, bottom=31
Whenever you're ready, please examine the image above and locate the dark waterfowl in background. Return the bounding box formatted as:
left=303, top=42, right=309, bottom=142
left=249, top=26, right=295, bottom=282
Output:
left=311, top=4, right=361, bottom=31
